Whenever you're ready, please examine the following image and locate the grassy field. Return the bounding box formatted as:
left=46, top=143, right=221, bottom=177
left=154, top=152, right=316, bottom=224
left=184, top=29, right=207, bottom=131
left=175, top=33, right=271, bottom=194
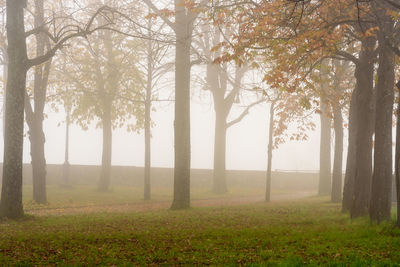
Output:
left=21, top=185, right=269, bottom=209
left=0, top=192, right=399, bottom=266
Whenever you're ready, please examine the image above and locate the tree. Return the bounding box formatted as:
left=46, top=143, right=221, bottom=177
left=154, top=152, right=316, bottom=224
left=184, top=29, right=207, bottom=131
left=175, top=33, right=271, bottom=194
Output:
left=342, top=90, right=357, bottom=211
left=24, top=0, right=52, bottom=204
left=62, top=91, right=72, bottom=187
left=47, top=53, right=77, bottom=187
left=140, top=13, right=172, bottom=200
left=330, top=59, right=352, bottom=203
left=331, top=101, right=344, bottom=203
left=60, top=28, right=145, bottom=192
left=0, top=0, right=116, bottom=218
left=396, top=81, right=400, bottom=227
left=313, top=59, right=352, bottom=203
left=194, top=19, right=263, bottom=194
left=286, top=0, right=397, bottom=221
left=318, top=60, right=332, bottom=196
left=368, top=0, right=400, bottom=227
left=263, top=90, right=315, bottom=202
left=265, top=100, right=275, bottom=202
left=210, top=0, right=351, bottom=201
left=369, top=6, right=395, bottom=223
left=349, top=36, right=376, bottom=218
left=143, top=0, right=208, bottom=209
left=0, top=0, right=28, bottom=219
left=0, top=3, right=7, bottom=138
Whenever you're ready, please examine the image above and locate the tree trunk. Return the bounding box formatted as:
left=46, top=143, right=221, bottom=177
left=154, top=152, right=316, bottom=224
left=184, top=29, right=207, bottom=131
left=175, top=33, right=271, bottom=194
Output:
left=319, top=99, right=332, bottom=196
left=266, top=102, right=275, bottom=202
left=29, top=119, right=47, bottom=203
left=350, top=37, right=376, bottom=218
left=25, top=0, right=51, bottom=204
left=370, top=24, right=395, bottom=223
left=342, top=90, right=357, bottom=212
left=209, top=59, right=229, bottom=195
left=62, top=108, right=70, bottom=186
left=395, top=81, right=400, bottom=227
left=144, top=100, right=151, bottom=200
left=393, top=175, right=396, bottom=203
left=331, top=105, right=343, bottom=203
left=98, top=105, right=112, bottom=191
left=144, top=38, right=152, bottom=200
left=0, top=0, right=28, bottom=219
left=2, top=54, right=7, bottom=138
left=212, top=108, right=227, bottom=194
left=171, top=3, right=193, bottom=210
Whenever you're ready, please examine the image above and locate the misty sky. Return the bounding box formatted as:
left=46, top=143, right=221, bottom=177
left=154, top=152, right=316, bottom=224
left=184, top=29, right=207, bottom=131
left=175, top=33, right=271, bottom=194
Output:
left=0, top=92, right=338, bottom=171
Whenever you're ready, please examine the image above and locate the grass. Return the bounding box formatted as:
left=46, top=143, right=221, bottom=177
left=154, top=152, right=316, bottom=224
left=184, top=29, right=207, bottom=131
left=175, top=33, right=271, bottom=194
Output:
left=0, top=196, right=399, bottom=266
left=21, top=185, right=270, bottom=210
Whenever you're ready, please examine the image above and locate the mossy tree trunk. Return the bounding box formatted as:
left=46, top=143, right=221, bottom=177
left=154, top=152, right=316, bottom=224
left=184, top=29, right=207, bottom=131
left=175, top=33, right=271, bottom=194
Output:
left=395, top=81, right=400, bottom=227
left=350, top=37, right=376, bottom=218
left=171, top=1, right=193, bottom=209
left=0, top=0, right=28, bottom=219
left=370, top=15, right=395, bottom=223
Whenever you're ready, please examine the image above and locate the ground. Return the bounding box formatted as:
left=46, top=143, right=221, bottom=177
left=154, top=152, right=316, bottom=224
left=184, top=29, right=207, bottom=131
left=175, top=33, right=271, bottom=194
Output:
left=0, top=186, right=399, bottom=265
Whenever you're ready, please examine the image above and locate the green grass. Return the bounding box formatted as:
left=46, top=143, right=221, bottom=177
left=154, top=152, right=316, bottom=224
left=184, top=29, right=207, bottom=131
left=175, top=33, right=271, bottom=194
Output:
left=1, top=198, right=399, bottom=266
left=21, top=185, right=269, bottom=210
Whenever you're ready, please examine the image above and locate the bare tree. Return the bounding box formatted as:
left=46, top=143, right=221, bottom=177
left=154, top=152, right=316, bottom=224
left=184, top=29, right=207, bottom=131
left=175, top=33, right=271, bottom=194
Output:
left=0, top=0, right=117, bottom=219
left=143, top=0, right=208, bottom=209
left=24, top=0, right=52, bottom=204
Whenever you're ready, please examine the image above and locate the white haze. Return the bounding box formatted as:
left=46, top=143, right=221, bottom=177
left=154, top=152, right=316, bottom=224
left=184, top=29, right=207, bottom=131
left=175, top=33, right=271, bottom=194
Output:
left=0, top=93, right=347, bottom=171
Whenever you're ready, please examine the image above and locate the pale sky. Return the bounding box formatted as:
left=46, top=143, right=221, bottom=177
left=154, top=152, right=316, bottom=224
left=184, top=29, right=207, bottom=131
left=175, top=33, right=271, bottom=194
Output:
left=0, top=92, right=337, bottom=171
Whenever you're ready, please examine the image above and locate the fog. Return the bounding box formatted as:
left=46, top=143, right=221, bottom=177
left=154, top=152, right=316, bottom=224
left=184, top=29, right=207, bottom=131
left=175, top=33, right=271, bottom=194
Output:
left=2, top=0, right=400, bottom=265
left=0, top=87, right=326, bottom=171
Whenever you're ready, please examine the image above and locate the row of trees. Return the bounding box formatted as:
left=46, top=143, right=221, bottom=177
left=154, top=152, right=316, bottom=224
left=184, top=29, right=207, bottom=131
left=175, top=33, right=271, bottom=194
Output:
left=216, top=0, right=400, bottom=225
left=1, top=0, right=399, bottom=228
left=0, top=0, right=277, bottom=218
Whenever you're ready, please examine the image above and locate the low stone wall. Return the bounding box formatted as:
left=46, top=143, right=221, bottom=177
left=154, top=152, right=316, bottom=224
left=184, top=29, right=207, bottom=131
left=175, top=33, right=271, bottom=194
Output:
left=0, top=164, right=320, bottom=191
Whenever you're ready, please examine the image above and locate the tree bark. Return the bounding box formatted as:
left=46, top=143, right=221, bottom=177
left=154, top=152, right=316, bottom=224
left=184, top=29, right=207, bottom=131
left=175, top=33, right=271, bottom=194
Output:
left=98, top=104, right=112, bottom=191
left=350, top=37, right=376, bottom=218
left=369, top=22, right=395, bottom=223
left=265, top=102, right=275, bottom=202
left=393, top=175, right=397, bottom=203
left=331, top=105, right=343, bottom=203
left=395, top=81, right=400, bottom=227
left=24, top=0, right=51, bottom=204
left=29, top=118, right=47, bottom=203
left=342, top=90, right=357, bottom=212
left=171, top=1, right=193, bottom=209
left=319, top=98, right=332, bottom=196
left=211, top=64, right=228, bottom=194
left=211, top=65, right=246, bottom=194
left=62, top=108, right=70, bottom=186
left=212, top=106, right=228, bottom=194
left=2, top=53, right=7, bottom=138
left=0, top=0, right=28, bottom=219
left=144, top=35, right=152, bottom=200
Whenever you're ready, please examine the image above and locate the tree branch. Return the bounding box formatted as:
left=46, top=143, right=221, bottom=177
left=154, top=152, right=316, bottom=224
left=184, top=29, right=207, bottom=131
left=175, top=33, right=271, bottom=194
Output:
left=142, top=0, right=176, bottom=32
left=27, top=6, right=113, bottom=68
left=335, top=50, right=360, bottom=65
left=24, top=92, right=34, bottom=128
left=226, top=99, right=264, bottom=128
